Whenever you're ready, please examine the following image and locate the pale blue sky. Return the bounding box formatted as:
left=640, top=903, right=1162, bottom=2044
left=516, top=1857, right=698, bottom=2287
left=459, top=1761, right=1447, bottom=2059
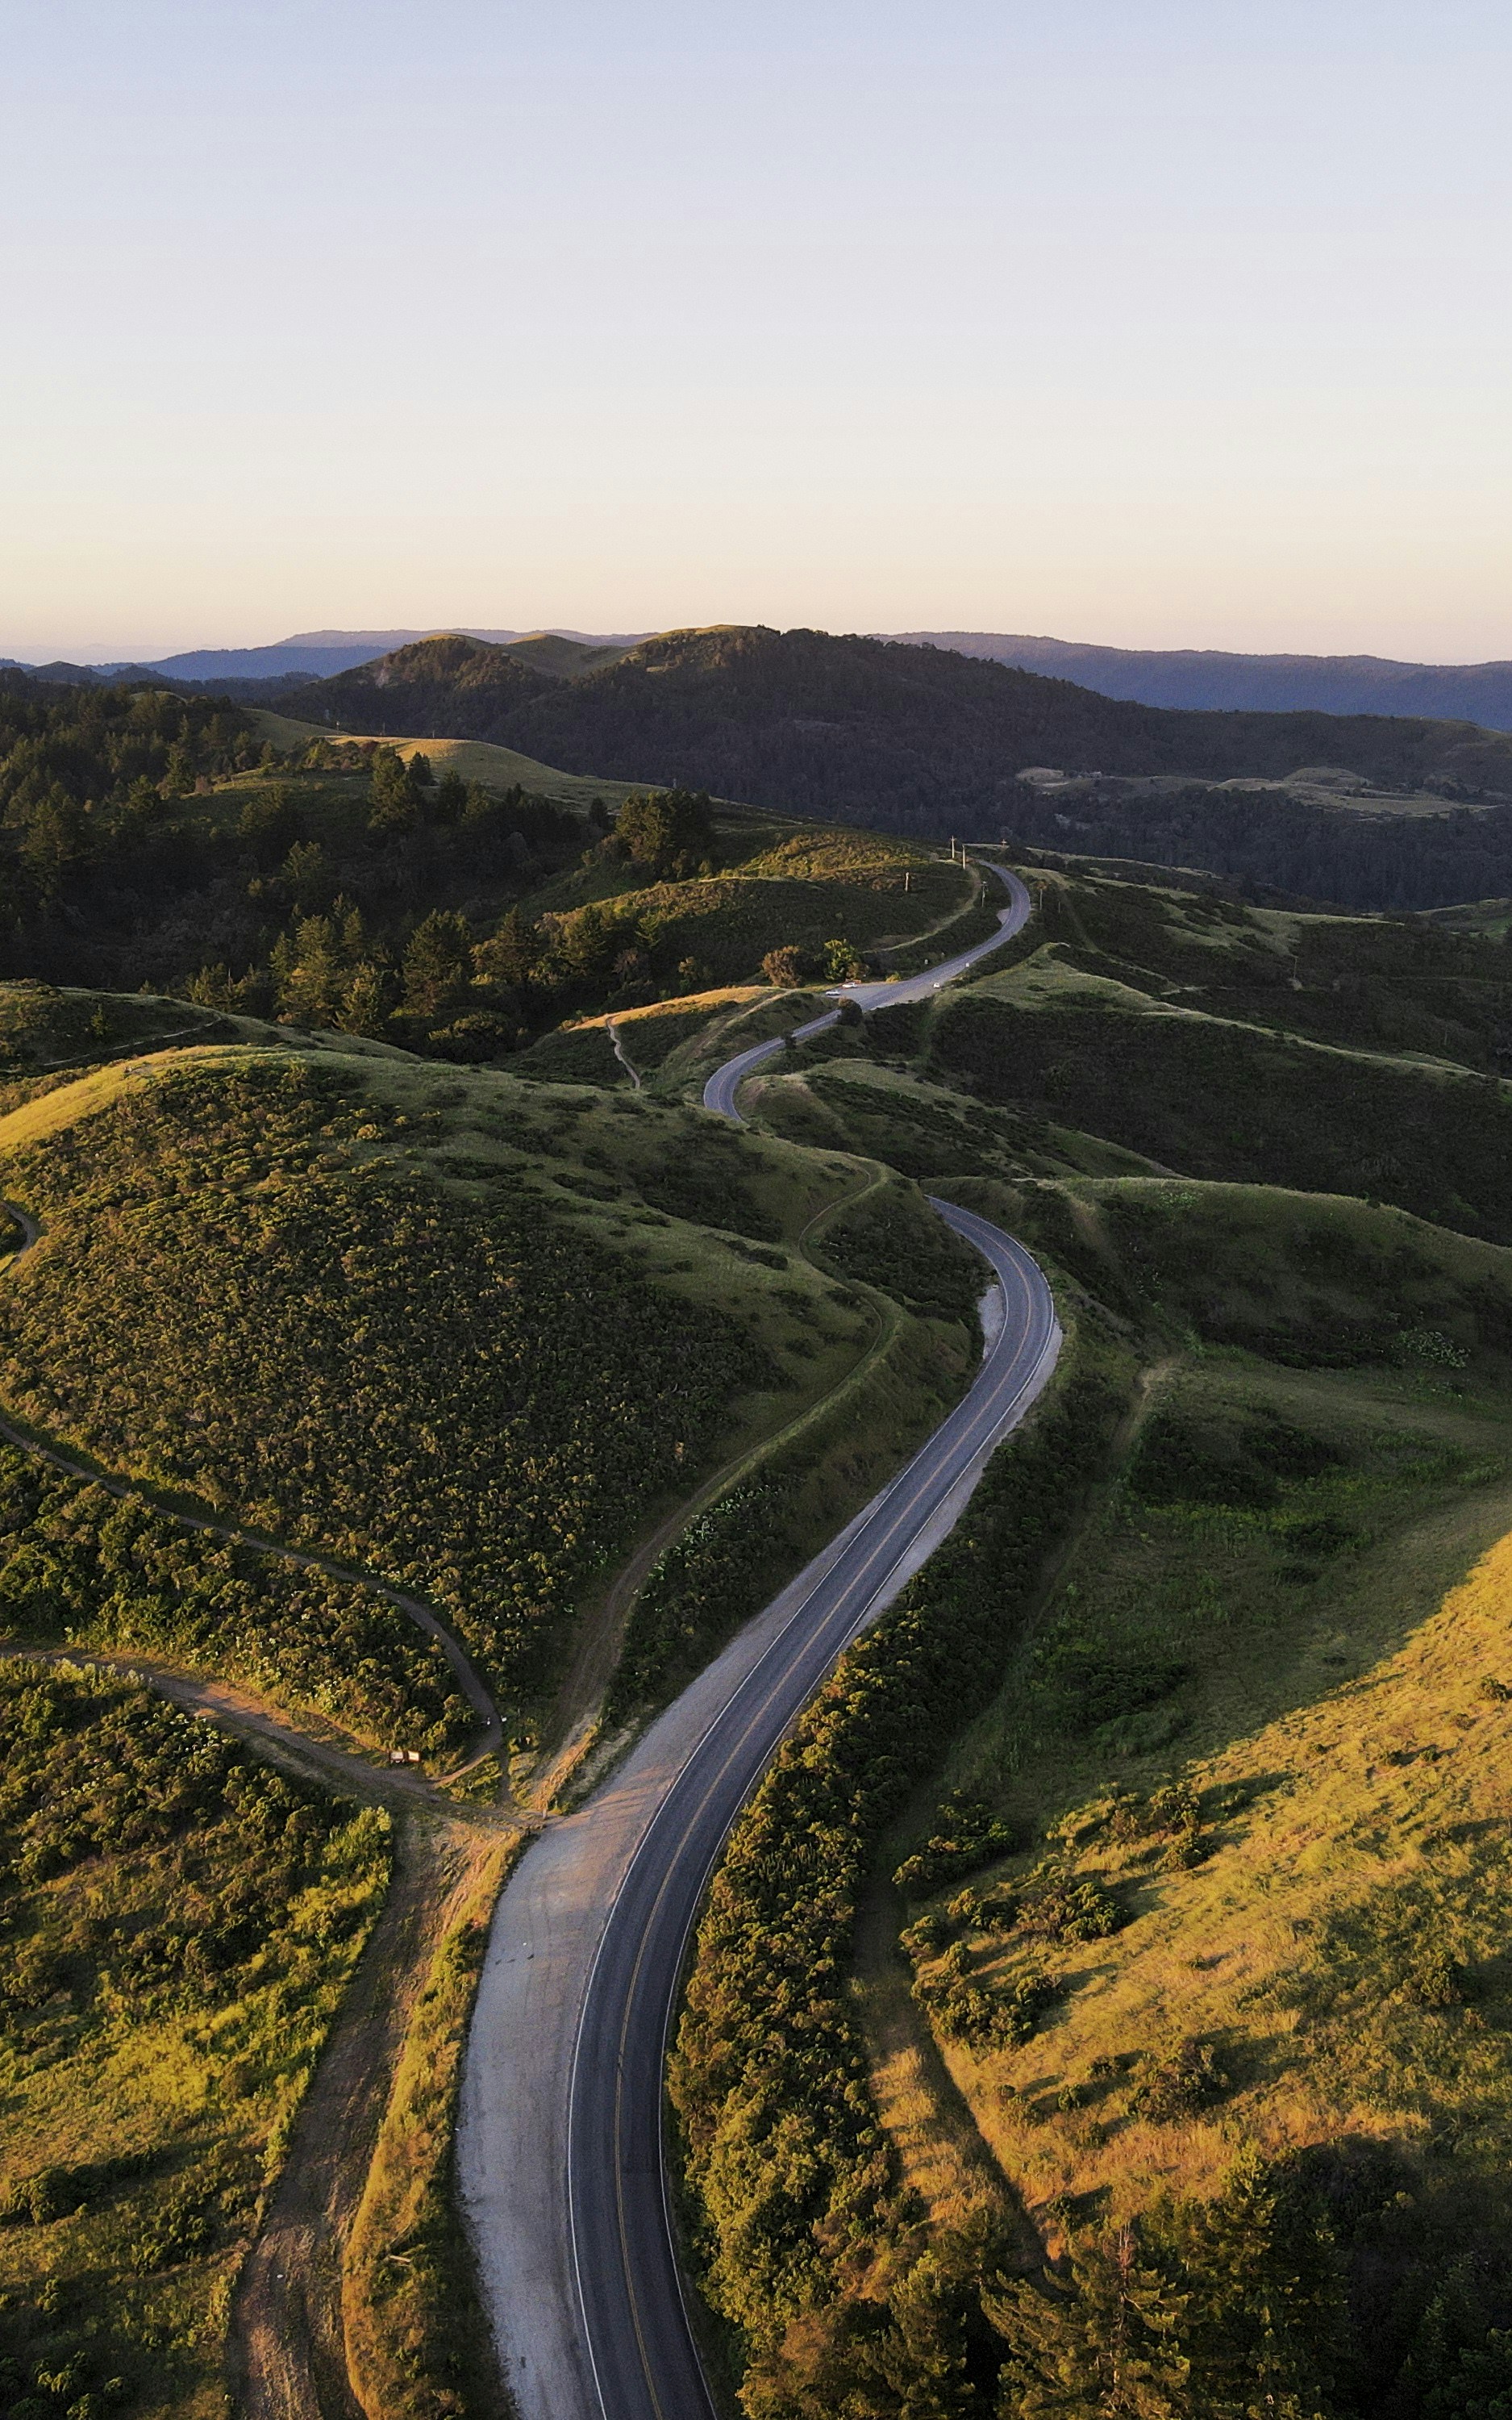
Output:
left=3, top=1, right=1509, bottom=661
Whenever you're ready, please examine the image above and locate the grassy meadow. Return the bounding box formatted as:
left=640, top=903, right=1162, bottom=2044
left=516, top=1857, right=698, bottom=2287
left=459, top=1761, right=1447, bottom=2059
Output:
left=244, top=707, right=646, bottom=816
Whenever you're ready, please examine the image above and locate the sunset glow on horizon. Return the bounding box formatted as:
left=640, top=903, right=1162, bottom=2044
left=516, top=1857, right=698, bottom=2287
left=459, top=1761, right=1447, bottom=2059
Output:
left=4, top=0, right=1510, bottom=665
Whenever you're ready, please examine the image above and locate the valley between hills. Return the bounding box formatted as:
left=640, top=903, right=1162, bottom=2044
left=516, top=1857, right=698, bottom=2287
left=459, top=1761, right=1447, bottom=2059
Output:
left=2, top=650, right=1512, bottom=2420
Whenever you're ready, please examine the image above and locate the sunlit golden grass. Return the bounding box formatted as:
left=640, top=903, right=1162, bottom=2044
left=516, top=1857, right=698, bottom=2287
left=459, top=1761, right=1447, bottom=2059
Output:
left=244, top=708, right=643, bottom=812
left=902, top=1359, right=1512, bottom=2253
left=0, top=1662, right=390, bottom=2416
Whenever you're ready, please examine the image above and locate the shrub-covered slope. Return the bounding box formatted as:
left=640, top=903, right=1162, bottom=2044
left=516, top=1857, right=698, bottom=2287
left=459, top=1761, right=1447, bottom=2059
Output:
left=673, top=1171, right=1512, bottom=2418
left=930, top=960, right=1512, bottom=1241
left=1026, top=862, right=1512, bottom=1070
left=0, top=1041, right=964, bottom=1733
left=668, top=844, right=1512, bottom=2420
left=771, top=866, right=1512, bottom=1241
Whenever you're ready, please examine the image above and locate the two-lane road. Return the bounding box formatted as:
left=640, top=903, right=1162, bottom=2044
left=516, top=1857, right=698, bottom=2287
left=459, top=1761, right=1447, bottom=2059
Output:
left=702, top=861, right=1031, bottom=1124
left=564, top=1203, right=1059, bottom=2420
left=459, top=864, right=1057, bottom=2420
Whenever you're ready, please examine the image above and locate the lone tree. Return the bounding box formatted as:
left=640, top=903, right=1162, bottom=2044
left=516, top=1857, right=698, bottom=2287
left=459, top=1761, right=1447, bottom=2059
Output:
left=762, top=944, right=814, bottom=988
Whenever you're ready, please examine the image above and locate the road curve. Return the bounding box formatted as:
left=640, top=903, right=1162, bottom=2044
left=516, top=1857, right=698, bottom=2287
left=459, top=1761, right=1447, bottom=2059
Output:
left=460, top=1215, right=1058, bottom=2420
left=702, top=860, right=1031, bottom=1124
left=564, top=1203, right=1058, bottom=2420
left=460, top=866, right=1057, bottom=2420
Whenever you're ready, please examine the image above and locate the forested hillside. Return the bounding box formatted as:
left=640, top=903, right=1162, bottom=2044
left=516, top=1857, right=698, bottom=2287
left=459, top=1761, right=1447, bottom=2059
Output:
left=282, top=627, right=1512, bottom=874
left=1010, top=787, right=1512, bottom=911
left=0, top=674, right=1002, bottom=1060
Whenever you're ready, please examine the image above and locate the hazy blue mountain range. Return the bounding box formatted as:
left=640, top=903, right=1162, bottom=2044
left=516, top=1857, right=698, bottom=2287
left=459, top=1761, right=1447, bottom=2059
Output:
left=892, top=632, right=1512, bottom=731
left=9, top=627, right=1512, bottom=731
left=3, top=629, right=651, bottom=685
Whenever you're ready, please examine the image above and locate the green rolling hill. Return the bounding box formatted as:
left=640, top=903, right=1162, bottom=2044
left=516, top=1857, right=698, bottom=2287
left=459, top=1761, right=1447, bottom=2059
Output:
left=9, top=656, right=1512, bottom=2420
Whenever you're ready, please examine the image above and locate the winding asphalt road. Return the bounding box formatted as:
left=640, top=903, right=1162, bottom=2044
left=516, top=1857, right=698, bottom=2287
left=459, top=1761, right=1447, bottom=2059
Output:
left=702, top=860, right=1031, bottom=1122
left=566, top=1204, right=1058, bottom=2420
left=460, top=859, right=1057, bottom=2420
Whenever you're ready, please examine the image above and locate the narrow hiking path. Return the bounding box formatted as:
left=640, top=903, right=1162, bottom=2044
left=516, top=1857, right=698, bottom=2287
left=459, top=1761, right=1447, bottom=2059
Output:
left=0, top=1203, right=503, bottom=1775
left=232, top=1814, right=509, bottom=2420
left=874, top=852, right=985, bottom=956
left=604, top=1016, right=643, bottom=1087
left=0, top=1641, right=529, bottom=1830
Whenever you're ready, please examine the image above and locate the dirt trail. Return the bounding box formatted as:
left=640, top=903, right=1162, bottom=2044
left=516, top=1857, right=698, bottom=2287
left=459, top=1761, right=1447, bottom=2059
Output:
left=874, top=855, right=984, bottom=955
left=605, top=1016, right=643, bottom=1088
left=232, top=1814, right=500, bottom=2420
left=0, top=1643, right=527, bottom=1831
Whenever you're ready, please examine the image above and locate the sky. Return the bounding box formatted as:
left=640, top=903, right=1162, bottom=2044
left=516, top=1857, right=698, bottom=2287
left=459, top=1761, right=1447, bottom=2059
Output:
left=2, top=0, right=1510, bottom=664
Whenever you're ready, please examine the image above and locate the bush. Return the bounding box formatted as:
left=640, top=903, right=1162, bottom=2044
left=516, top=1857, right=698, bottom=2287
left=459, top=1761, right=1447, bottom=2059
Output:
left=1131, top=2034, right=1231, bottom=2121
left=893, top=1789, right=1021, bottom=1897
left=763, top=945, right=815, bottom=988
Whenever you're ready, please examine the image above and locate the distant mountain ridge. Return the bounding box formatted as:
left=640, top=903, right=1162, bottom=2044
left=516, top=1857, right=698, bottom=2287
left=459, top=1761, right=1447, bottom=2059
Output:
left=13, top=625, right=1512, bottom=727
left=893, top=632, right=1512, bottom=731
left=6, top=628, right=651, bottom=686
left=275, top=624, right=1512, bottom=843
